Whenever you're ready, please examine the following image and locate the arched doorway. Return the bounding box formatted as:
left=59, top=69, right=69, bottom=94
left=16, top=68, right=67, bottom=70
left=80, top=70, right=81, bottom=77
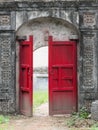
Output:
left=16, top=17, right=79, bottom=116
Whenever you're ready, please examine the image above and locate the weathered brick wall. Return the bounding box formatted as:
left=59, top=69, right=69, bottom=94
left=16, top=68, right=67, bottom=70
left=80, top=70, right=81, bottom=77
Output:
left=0, top=0, right=79, bottom=2
left=79, top=3, right=98, bottom=110
left=0, top=11, right=16, bottom=113
left=0, top=1, right=98, bottom=113
left=0, top=0, right=97, bottom=1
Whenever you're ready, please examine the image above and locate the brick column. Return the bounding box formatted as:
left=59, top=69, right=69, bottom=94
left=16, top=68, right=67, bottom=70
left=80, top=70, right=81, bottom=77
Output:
left=79, top=2, right=98, bottom=111
left=0, top=11, right=16, bottom=113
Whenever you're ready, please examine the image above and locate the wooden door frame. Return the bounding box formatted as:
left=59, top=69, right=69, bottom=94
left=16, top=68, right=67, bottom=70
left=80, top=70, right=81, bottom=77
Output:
left=17, top=36, right=33, bottom=116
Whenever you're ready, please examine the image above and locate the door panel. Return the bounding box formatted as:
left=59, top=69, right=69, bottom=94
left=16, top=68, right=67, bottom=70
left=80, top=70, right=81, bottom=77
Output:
left=19, top=36, right=33, bottom=116
left=52, top=91, right=73, bottom=112
left=49, top=36, right=77, bottom=115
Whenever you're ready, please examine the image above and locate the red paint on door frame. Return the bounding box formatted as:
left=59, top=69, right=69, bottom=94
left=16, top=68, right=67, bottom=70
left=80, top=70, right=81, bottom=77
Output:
left=19, top=36, right=33, bottom=116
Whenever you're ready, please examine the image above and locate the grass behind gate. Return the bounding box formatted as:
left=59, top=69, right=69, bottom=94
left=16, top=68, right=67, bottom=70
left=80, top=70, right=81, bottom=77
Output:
left=33, top=91, right=48, bottom=109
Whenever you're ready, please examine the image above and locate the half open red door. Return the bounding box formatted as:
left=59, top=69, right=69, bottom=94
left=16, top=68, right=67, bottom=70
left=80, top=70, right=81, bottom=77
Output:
left=49, top=36, right=77, bottom=115
left=19, top=36, right=33, bottom=116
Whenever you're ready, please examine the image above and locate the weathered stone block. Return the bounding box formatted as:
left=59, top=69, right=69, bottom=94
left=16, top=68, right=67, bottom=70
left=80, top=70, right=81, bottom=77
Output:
left=79, top=31, right=97, bottom=92
left=0, top=12, right=15, bottom=30
left=91, top=100, right=98, bottom=120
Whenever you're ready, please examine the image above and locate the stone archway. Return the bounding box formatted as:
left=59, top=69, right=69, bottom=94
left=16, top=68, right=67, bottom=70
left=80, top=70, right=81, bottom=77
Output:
left=16, top=17, right=79, bottom=114
left=16, top=17, right=79, bottom=50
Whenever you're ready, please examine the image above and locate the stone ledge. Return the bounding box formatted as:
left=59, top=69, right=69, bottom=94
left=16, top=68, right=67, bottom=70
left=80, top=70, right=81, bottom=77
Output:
left=0, top=1, right=98, bottom=11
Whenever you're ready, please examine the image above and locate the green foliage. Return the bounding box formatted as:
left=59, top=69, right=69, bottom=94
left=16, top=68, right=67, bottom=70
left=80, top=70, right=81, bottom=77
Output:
left=0, top=115, right=10, bottom=130
left=0, top=126, right=14, bottom=130
left=0, top=128, right=13, bottom=130
left=67, top=114, right=79, bottom=127
left=91, top=127, right=98, bottom=130
left=67, top=107, right=89, bottom=127
left=91, top=123, right=98, bottom=130
left=79, top=107, right=89, bottom=119
left=33, top=91, right=48, bottom=109
left=0, top=115, right=9, bottom=124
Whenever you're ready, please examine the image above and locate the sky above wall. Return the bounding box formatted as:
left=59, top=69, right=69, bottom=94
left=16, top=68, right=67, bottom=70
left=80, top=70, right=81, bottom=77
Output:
left=34, top=47, right=48, bottom=68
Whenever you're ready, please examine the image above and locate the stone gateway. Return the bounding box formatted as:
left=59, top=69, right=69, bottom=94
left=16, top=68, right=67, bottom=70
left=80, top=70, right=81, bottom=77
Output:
left=0, top=0, right=97, bottom=115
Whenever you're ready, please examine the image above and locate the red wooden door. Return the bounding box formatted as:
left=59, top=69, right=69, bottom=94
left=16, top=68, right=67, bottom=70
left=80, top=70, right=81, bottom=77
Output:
left=19, top=36, right=33, bottom=116
left=49, top=36, right=77, bottom=115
